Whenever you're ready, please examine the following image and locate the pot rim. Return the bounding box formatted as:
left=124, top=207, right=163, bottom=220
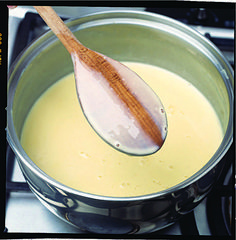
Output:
left=7, top=9, right=234, bottom=202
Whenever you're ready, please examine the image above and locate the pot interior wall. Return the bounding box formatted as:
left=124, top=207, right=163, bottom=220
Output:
left=11, top=15, right=230, bottom=141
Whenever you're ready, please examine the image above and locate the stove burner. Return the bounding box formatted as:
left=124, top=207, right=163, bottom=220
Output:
left=65, top=212, right=139, bottom=234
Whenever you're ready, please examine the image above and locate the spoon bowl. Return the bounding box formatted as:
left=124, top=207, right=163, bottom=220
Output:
left=34, top=6, right=168, bottom=155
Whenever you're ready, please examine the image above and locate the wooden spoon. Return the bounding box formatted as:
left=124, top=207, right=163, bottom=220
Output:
left=34, top=6, right=168, bottom=156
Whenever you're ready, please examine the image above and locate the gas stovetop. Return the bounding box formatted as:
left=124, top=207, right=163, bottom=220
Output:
left=5, top=5, right=234, bottom=237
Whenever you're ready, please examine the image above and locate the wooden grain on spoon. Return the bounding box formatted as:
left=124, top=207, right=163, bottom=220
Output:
left=34, top=6, right=168, bottom=155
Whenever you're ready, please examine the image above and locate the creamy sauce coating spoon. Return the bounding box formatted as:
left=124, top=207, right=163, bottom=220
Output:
left=34, top=6, right=168, bottom=155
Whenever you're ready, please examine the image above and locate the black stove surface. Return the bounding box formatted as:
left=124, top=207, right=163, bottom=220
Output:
left=6, top=6, right=234, bottom=237
left=146, top=7, right=235, bottom=28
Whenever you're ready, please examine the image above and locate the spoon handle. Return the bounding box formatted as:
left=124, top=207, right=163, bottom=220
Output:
left=34, top=6, right=83, bottom=54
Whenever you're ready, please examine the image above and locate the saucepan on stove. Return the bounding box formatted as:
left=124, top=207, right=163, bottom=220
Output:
left=7, top=11, right=233, bottom=234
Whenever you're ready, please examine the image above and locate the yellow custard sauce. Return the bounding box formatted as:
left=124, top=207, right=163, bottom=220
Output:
left=20, top=62, right=223, bottom=197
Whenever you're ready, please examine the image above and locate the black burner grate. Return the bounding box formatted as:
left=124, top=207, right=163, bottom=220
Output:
left=206, top=145, right=234, bottom=236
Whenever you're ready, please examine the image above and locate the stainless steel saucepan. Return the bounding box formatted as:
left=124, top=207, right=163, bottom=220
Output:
left=7, top=10, right=233, bottom=234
